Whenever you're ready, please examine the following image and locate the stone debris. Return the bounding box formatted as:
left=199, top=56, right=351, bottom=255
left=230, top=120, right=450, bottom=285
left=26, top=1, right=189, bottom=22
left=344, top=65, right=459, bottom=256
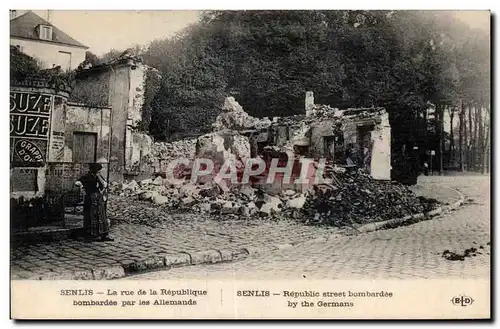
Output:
left=179, top=182, right=200, bottom=197
left=140, top=178, right=153, bottom=186
left=121, top=180, right=140, bottom=193
left=196, top=130, right=251, bottom=164
left=213, top=97, right=271, bottom=131
left=239, top=185, right=256, bottom=199
left=180, top=196, right=197, bottom=208
left=109, top=165, right=437, bottom=226
left=299, top=169, right=435, bottom=227
left=107, top=96, right=433, bottom=227
left=151, top=194, right=169, bottom=205
left=110, top=175, right=307, bottom=219
left=138, top=190, right=158, bottom=201
left=150, top=138, right=197, bottom=165
left=152, top=176, right=164, bottom=185
left=286, top=195, right=306, bottom=209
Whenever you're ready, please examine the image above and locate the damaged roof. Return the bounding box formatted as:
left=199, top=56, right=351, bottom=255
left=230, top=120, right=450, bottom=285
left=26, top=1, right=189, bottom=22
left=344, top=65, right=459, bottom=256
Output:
left=273, top=105, right=387, bottom=126
left=10, top=11, right=88, bottom=49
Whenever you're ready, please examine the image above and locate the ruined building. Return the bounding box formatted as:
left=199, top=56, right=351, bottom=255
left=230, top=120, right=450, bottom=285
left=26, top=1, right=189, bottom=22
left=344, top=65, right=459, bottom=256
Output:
left=214, top=92, right=392, bottom=181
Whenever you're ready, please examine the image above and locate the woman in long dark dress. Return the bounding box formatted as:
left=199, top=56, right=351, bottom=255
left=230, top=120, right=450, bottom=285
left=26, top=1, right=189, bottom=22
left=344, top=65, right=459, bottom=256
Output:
left=75, top=163, right=114, bottom=242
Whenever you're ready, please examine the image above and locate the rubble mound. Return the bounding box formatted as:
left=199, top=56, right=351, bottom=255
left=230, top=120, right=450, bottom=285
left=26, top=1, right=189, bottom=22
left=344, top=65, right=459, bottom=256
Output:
left=298, top=170, right=435, bottom=227
left=109, top=168, right=439, bottom=229
left=150, top=138, right=197, bottom=163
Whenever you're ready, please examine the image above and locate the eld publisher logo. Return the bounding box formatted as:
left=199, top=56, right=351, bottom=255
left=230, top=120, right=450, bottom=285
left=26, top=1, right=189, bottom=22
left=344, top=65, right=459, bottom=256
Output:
left=451, top=295, right=474, bottom=307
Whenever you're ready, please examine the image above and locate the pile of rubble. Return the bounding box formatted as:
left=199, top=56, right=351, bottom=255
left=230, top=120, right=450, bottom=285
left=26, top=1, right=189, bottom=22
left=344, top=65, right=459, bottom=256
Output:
left=306, top=104, right=387, bottom=121
left=107, top=95, right=432, bottom=227
left=299, top=169, right=431, bottom=227
left=213, top=97, right=272, bottom=131
left=109, top=177, right=307, bottom=218
left=109, top=166, right=435, bottom=227
left=306, top=104, right=342, bottom=118
left=150, top=138, right=197, bottom=163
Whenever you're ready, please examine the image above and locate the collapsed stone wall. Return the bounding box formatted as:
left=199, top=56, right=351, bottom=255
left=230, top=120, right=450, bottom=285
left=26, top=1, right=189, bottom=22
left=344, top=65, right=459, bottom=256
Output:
left=213, top=97, right=271, bottom=131
left=126, top=133, right=197, bottom=174
left=125, top=96, right=391, bottom=184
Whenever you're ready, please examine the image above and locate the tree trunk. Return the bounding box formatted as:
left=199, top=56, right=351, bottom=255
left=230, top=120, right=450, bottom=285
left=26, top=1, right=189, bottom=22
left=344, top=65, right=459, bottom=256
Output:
left=438, top=103, right=444, bottom=175
left=468, top=104, right=473, bottom=170
left=483, top=124, right=490, bottom=175
left=478, top=106, right=484, bottom=173
left=459, top=100, right=465, bottom=172
left=449, top=109, right=455, bottom=167
left=483, top=107, right=490, bottom=174
left=464, top=103, right=468, bottom=171
left=473, top=106, right=479, bottom=171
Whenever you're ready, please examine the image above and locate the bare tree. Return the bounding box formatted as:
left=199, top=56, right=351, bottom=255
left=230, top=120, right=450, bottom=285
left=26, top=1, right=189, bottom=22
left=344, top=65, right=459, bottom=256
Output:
left=449, top=106, right=455, bottom=167
left=472, top=106, right=479, bottom=171
left=468, top=103, right=473, bottom=169
left=478, top=106, right=484, bottom=172
left=482, top=107, right=490, bottom=174
left=459, top=100, right=465, bottom=172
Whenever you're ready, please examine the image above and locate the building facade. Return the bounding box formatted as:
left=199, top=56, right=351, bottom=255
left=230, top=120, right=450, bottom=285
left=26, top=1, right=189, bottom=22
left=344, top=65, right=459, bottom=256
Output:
left=10, top=78, right=112, bottom=232
left=70, top=56, right=159, bottom=181
left=10, top=10, right=87, bottom=71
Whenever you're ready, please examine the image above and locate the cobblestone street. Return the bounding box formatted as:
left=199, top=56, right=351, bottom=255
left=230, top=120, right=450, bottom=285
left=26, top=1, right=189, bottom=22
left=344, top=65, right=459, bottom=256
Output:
left=10, top=175, right=489, bottom=280
left=126, top=175, right=491, bottom=280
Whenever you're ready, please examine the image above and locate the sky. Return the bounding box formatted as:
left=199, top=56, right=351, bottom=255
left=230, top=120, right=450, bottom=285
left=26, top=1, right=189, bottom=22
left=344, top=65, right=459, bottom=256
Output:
left=21, top=10, right=490, bottom=56
left=29, top=10, right=202, bottom=55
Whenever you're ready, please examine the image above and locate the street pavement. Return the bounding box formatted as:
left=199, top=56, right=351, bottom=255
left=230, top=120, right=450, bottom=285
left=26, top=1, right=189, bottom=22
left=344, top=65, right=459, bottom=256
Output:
left=125, top=175, right=491, bottom=280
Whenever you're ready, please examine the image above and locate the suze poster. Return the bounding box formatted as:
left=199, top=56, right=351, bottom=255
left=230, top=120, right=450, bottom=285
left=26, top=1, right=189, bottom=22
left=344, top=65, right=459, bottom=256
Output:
left=10, top=91, right=52, bottom=166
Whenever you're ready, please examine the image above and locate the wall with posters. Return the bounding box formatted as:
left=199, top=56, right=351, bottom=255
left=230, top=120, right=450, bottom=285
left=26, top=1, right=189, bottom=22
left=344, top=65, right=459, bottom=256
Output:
left=44, top=103, right=112, bottom=194
left=10, top=81, right=69, bottom=198
left=10, top=80, right=112, bottom=199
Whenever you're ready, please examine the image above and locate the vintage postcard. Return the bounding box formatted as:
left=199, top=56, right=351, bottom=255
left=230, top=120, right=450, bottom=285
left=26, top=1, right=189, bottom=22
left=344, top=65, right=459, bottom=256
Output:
left=9, top=9, right=491, bottom=320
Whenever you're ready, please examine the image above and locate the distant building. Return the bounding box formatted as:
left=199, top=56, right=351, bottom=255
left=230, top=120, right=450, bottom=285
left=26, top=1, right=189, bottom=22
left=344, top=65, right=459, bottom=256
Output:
left=10, top=10, right=88, bottom=71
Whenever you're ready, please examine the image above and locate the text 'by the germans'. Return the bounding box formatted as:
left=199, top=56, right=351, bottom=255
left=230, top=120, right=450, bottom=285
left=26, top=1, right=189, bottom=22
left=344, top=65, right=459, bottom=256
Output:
left=236, top=289, right=394, bottom=308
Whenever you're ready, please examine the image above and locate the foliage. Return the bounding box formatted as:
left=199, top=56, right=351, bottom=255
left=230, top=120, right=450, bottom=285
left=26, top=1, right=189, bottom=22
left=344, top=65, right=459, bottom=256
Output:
left=10, top=46, right=75, bottom=93
left=138, top=10, right=489, bottom=145
left=99, top=48, right=124, bottom=64
left=10, top=46, right=40, bottom=80
left=146, top=23, right=228, bottom=140
left=138, top=67, right=163, bottom=132
left=76, top=51, right=102, bottom=70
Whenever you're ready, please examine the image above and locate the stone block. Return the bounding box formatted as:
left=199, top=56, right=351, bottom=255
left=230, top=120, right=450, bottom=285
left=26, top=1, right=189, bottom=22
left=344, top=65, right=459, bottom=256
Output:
left=92, top=266, right=126, bottom=280
left=39, top=272, right=77, bottom=280
left=71, top=270, right=94, bottom=280
left=218, top=249, right=234, bottom=262
left=190, top=250, right=222, bottom=265
left=165, top=253, right=191, bottom=268
left=123, top=256, right=166, bottom=273
left=231, top=249, right=249, bottom=261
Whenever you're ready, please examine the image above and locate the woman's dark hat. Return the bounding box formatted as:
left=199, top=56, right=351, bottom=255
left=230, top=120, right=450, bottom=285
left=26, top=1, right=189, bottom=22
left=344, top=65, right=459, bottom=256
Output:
left=89, top=163, right=103, bottom=172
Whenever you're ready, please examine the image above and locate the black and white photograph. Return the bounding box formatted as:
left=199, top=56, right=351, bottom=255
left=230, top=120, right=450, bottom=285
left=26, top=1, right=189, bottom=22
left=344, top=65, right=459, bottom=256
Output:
left=8, top=8, right=491, bottom=319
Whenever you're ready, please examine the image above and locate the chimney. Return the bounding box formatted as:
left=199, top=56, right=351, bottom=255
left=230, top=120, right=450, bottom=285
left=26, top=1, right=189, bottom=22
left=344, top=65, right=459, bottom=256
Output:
left=46, top=10, right=51, bottom=22
left=305, top=91, right=314, bottom=116
left=9, top=10, right=17, bottom=20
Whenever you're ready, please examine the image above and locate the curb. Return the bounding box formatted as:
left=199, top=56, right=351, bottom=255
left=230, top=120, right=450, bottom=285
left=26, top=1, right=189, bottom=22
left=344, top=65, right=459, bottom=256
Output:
left=357, top=188, right=465, bottom=234
left=18, top=188, right=465, bottom=281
